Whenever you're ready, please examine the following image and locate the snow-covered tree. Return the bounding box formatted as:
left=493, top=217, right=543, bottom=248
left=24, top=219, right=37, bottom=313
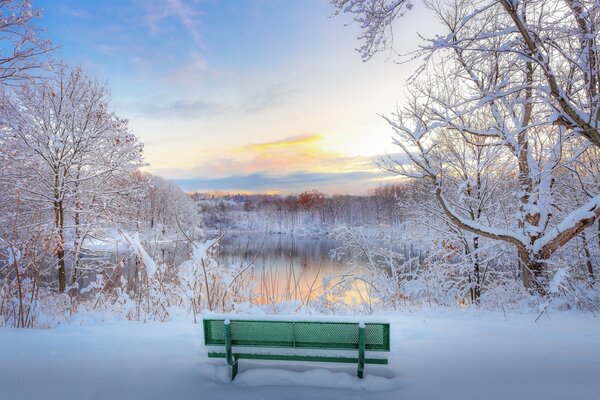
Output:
left=333, top=0, right=600, bottom=147
left=334, top=0, right=600, bottom=292
left=0, top=0, right=53, bottom=84
left=0, top=66, right=144, bottom=292
left=136, top=173, right=201, bottom=236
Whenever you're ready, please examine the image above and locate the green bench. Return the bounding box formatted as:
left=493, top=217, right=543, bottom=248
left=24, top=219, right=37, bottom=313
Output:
left=203, top=316, right=390, bottom=380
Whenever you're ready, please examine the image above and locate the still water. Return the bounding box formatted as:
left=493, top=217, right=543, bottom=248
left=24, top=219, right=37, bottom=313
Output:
left=75, top=233, right=369, bottom=305
left=215, top=233, right=369, bottom=305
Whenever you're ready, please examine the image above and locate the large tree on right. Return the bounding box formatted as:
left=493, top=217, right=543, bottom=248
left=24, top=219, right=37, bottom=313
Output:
left=334, top=0, right=600, bottom=291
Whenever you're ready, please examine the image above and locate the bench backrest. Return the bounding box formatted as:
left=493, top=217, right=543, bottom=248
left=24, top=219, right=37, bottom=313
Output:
left=203, top=318, right=390, bottom=351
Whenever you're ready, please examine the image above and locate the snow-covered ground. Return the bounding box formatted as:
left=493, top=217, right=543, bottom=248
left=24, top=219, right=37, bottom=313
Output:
left=1, top=311, right=598, bottom=400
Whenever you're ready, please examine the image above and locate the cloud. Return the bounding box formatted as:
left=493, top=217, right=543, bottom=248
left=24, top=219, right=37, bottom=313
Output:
left=96, top=44, right=119, bottom=56
left=239, top=84, right=296, bottom=113
left=232, top=134, right=378, bottom=175
left=146, top=131, right=420, bottom=194
left=153, top=133, right=378, bottom=179
left=151, top=133, right=395, bottom=193
left=140, top=99, right=229, bottom=119
left=136, top=0, right=204, bottom=44
left=137, top=83, right=296, bottom=119
left=239, top=134, right=323, bottom=152
left=165, top=52, right=216, bottom=83
left=175, top=171, right=384, bottom=193
left=59, top=4, right=90, bottom=18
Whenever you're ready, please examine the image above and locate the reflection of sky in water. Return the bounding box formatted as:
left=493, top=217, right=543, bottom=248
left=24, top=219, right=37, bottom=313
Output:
left=217, top=234, right=372, bottom=305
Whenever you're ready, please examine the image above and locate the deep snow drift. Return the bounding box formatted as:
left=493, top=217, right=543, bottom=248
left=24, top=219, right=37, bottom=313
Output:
left=1, top=311, right=598, bottom=400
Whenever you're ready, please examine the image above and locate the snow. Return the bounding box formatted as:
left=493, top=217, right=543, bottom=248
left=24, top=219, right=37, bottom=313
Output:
left=1, top=311, right=598, bottom=400
left=533, top=193, right=600, bottom=254
left=549, top=268, right=568, bottom=293
left=122, top=231, right=158, bottom=277
left=205, top=313, right=389, bottom=324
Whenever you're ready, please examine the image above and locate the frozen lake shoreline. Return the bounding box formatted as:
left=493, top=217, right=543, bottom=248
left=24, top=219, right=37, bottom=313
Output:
left=1, top=310, right=598, bottom=400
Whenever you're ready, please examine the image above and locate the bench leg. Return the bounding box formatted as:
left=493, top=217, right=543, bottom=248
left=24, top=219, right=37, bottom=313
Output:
left=230, top=356, right=239, bottom=381
left=224, top=320, right=239, bottom=380
left=357, top=324, right=365, bottom=379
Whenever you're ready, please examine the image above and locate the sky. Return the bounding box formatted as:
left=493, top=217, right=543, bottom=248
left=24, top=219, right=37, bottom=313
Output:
left=34, top=0, right=440, bottom=194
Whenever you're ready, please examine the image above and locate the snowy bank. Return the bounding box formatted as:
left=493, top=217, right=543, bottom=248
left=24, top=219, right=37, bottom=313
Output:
left=0, top=311, right=598, bottom=400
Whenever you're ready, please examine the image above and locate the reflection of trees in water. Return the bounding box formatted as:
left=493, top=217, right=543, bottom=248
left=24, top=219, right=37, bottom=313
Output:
left=300, top=254, right=309, bottom=269
left=218, top=233, right=368, bottom=304
left=219, top=234, right=342, bottom=271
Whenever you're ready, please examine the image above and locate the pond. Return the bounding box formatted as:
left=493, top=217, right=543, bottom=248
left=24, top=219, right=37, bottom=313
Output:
left=215, top=233, right=370, bottom=305
left=72, top=233, right=371, bottom=306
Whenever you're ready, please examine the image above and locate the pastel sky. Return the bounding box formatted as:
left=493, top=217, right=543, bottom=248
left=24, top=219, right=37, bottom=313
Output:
left=35, top=0, right=440, bottom=194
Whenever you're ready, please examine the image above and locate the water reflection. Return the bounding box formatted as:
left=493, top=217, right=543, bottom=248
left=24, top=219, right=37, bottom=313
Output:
left=71, top=233, right=370, bottom=306
left=216, top=233, right=370, bottom=305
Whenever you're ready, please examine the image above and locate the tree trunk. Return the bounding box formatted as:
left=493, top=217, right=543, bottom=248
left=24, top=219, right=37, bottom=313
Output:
left=518, top=247, right=546, bottom=294
left=53, top=170, right=67, bottom=293
left=467, top=236, right=481, bottom=304
left=581, top=232, right=595, bottom=284
left=56, top=200, right=66, bottom=293
left=71, top=211, right=80, bottom=288
left=71, top=171, right=81, bottom=288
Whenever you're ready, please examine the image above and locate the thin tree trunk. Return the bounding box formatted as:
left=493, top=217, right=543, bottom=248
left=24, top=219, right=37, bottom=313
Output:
left=471, top=236, right=481, bottom=304
left=581, top=232, right=595, bottom=284
left=12, top=254, right=25, bottom=328
left=54, top=195, right=66, bottom=292
left=71, top=169, right=82, bottom=288
left=54, top=170, right=67, bottom=293
left=57, top=200, right=66, bottom=293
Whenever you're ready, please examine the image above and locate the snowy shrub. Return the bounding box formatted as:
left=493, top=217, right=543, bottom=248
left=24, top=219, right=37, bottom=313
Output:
left=330, top=221, right=600, bottom=313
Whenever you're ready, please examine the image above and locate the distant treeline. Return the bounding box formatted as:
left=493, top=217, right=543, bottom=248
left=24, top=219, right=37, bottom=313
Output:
left=190, top=184, right=420, bottom=232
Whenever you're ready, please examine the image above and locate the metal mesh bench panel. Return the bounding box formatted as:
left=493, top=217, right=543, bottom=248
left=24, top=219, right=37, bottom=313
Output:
left=365, top=323, right=390, bottom=351
left=203, top=319, right=390, bottom=351
left=204, top=319, right=227, bottom=345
